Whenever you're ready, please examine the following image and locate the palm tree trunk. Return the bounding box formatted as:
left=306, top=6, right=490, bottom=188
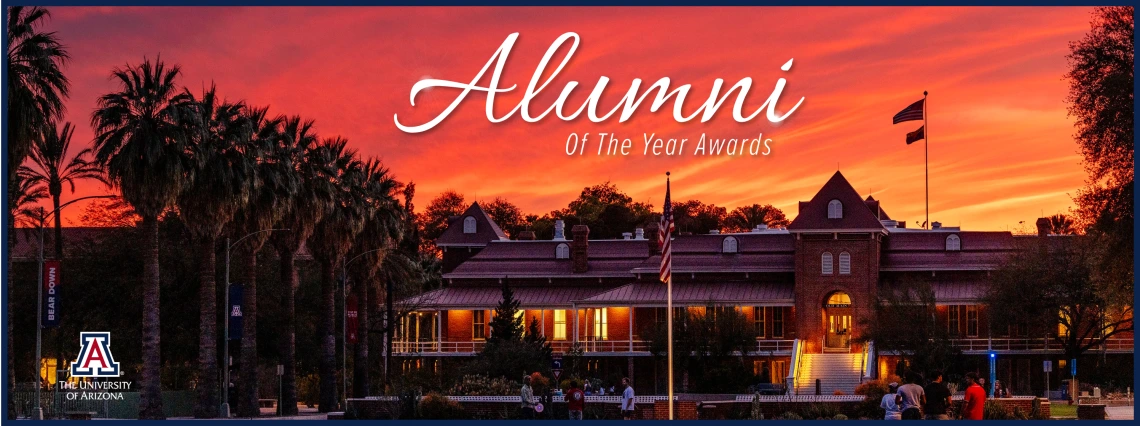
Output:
left=318, top=259, right=337, bottom=412
left=194, top=236, right=219, bottom=418
left=7, top=198, right=16, bottom=420
left=237, top=249, right=260, bottom=418
left=52, top=195, right=62, bottom=260
left=384, top=278, right=394, bottom=389
left=352, top=278, right=369, bottom=398
left=138, top=214, right=165, bottom=419
left=277, top=246, right=299, bottom=416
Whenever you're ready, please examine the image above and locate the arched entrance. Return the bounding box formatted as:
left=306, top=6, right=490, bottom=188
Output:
left=823, top=292, right=853, bottom=351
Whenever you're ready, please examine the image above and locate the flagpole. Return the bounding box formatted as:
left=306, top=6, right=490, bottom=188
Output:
left=667, top=274, right=674, bottom=420
left=923, top=90, right=929, bottom=230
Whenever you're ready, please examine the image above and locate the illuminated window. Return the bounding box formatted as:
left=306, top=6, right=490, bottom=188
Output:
left=556, top=243, right=570, bottom=259
left=839, top=252, right=851, bottom=275
left=948, top=305, right=961, bottom=336
left=828, top=200, right=843, bottom=219
left=754, top=306, right=767, bottom=338
left=827, top=292, right=852, bottom=306
left=722, top=236, right=738, bottom=253
left=463, top=216, right=477, bottom=234
left=473, top=310, right=486, bottom=340
left=773, top=308, right=785, bottom=338
left=946, top=234, right=961, bottom=251
left=1058, top=311, right=1070, bottom=337
left=554, top=310, right=567, bottom=340
left=593, top=309, right=608, bottom=340
left=966, top=306, right=979, bottom=337
left=821, top=252, right=834, bottom=275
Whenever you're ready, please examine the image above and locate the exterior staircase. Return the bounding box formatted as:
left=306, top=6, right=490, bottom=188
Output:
left=793, top=352, right=865, bottom=395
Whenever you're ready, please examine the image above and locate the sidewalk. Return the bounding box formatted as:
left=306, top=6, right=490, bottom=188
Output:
left=1106, top=406, right=1134, bottom=421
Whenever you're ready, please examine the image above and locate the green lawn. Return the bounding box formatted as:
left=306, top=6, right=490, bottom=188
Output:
left=1050, top=402, right=1077, bottom=418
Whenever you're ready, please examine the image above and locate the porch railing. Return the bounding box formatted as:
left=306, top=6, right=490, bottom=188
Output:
left=392, top=339, right=797, bottom=355
left=949, top=337, right=1133, bottom=353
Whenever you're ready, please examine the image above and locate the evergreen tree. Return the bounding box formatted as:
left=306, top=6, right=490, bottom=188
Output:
left=524, top=318, right=554, bottom=361
left=488, top=281, right=523, bottom=344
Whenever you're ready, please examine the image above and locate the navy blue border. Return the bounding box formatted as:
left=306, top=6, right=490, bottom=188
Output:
left=2, top=1, right=1136, bottom=424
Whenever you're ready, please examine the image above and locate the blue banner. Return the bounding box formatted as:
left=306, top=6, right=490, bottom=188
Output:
left=229, top=284, right=244, bottom=340
left=42, top=260, right=61, bottom=328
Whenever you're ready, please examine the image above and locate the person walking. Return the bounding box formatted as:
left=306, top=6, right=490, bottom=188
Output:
left=621, top=377, right=635, bottom=420
left=520, top=375, right=536, bottom=419
left=896, top=373, right=926, bottom=420
left=566, top=379, right=585, bottom=420
left=881, top=382, right=903, bottom=420
left=923, top=370, right=952, bottom=420
left=963, top=373, right=986, bottom=420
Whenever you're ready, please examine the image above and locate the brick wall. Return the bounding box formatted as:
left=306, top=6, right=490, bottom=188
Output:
left=794, top=234, right=881, bottom=353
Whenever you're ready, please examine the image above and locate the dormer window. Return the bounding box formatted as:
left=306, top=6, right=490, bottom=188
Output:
left=722, top=236, right=738, bottom=254
left=555, top=243, right=570, bottom=259
left=827, top=199, right=843, bottom=219
left=839, top=252, right=851, bottom=275
left=821, top=252, right=834, bottom=275
left=946, top=234, right=961, bottom=251
left=463, top=216, right=477, bottom=234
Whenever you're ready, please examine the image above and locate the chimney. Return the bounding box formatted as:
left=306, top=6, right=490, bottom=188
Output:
left=571, top=225, right=589, bottom=273
left=622, top=232, right=633, bottom=240
left=931, top=221, right=942, bottom=230
left=646, top=222, right=661, bottom=255
left=1036, top=217, right=1051, bottom=237
left=518, top=230, right=536, bottom=241
left=554, top=220, right=566, bottom=240
left=634, top=228, right=645, bottom=240
left=709, top=230, right=720, bottom=235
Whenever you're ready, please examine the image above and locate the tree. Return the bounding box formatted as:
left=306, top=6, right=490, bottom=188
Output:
left=860, top=280, right=961, bottom=379
left=417, top=190, right=466, bottom=255
left=175, top=86, right=253, bottom=418
left=1047, top=214, right=1078, bottom=235
left=306, top=138, right=367, bottom=412
left=1066, top=7, right=1133, bottom=295
left=487, top=282, right=523, bottom=344
left=469, top=282, right=551, bottom=380
left=269, top=115, right=328, bottom=415
left=7, top=8, right=70, bottom=413
left=644, top=307, right=756, bottom=393
left=91, top=57, right=188, bottom=419
left=557, top=182, right=654, bottom=239
left=724, top=204, right=789, bottom=232
left=20, top=120, right=104, bottom=260
left=672, top=200, right=727, bottom=235
left=986, top=237, right=1133, bottom=361
left=230, top=106, right=294, bottom=418
left=77, top=198, right=139, bottom=228
left=483, top=197, right=525, bottom=239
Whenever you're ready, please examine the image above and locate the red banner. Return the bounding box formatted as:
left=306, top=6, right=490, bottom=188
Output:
left=346, top=296, right=359, bottom=344
left=42, top=260, right=61, bottom=328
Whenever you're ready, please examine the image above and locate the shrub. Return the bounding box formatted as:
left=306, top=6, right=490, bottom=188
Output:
left=834, top=414, right=849, bottom=420
left=298, top=373, right=320, bottom=408
left=833, top=389, right=846, bottom=395
left=775, top=411, right=803, bottom=420
left=447, top=374, right=520, bottom=396
left=418, top=392, right=468, bottom=419
left=802, top=403, right=841, bottom=419
left=984, top=400, right=1014, bottom=420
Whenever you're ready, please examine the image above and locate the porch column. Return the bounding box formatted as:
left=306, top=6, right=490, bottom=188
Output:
left=573, top=303, right=579, bottom=344
left=629, top=305, right=634, bottom=352
left=541, top=310, right=546, bottom=337
left=436, top=311, right=442, bottom=351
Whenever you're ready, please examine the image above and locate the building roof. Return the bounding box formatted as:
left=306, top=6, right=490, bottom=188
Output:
left=435, top=202, right=509, bottom=247
left=787, top=171, right=886, bottom=232
left=400, top=284, right=611, bottom=310
left=11, top=227, right=315, bottom=262
left=576, top=281, right=795, bottom=307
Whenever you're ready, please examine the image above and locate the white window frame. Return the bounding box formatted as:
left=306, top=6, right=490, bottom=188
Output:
left=821, top=252, right=834, bottom=275
left=554, top=310, right=567, bottom=340
left=838, top=252, right=851, bottom=275
left=593, top=308, right=608, bottom=340
left=946, top=234, right=961, bottom=251
left=722, top=236, right=738, bottom=254
left=827, top=199, right=843, bottom=219
left=463, top=216, right=477, bottom=234
left=556, top=243, right=570, bottom=259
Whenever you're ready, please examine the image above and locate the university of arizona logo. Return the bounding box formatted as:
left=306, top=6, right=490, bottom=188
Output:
left=70, top=332, right=121, bottom=377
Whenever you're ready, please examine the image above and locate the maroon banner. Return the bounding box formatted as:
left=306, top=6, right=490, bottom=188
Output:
left=346, top=296, right=359, bottom=345
left=42, top=260, right=61, bottom=328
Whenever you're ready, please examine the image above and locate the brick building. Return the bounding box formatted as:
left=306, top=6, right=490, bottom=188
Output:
left=396, top=171, right=1132, bottom=395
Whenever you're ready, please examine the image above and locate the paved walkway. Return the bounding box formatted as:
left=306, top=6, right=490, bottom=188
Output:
left=1106, top=406, right=1134, bottom=421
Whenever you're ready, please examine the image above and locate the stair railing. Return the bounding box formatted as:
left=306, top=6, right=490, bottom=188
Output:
left=860, top=340, right=875, bottom=384
left=786, top=339, right=802, bottom=396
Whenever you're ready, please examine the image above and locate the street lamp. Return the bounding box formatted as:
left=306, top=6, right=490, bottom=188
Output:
left=31, top=194, right=117, bottom=420
left=340, top=248, right=384, bottom=409
left=221, top=228, right=288, bottom=418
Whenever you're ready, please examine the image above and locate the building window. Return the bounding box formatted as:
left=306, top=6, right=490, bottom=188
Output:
left=463, top=216, right=477, bottom=234
left=838, top=252, right=851, bottom=275
left=1058, top=311, right=1070, bottom=337
left=472, top=310, right=486, bottom=340
left=946, top=234, right=961, bottom=251
left=593, top=309, right=608, bottom=340
left=555, top=243, right=570, bottom=259
left=826, top=292, right=851, bottom=306
left=948, top=305, right=961, bottom=336
left=773, top=308, right=785, bottom=338
left=553, top=310, right=567, bottom=340
left=754, top=306, right=767, bottom=338
left=722, top=236, right=738, bottom=254
left=821, top=252, right=834, bottom=275
left=827, top=199, right=843, bottom=219
left=966, top=305, right=979, bottom=337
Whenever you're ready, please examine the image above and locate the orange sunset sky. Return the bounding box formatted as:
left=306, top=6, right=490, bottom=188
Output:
left=41, top=6, right=1098, bottom=231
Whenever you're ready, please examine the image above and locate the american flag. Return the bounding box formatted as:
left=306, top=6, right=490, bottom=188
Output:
left=659, top=173, right=674, bottom=283
left=892, top=98, right=924, bottom=124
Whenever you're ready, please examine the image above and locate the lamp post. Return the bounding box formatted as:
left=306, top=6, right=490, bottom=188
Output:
left=221, top=228, right=289, bottom=418
left=31, top=194, right=116, bottom=420
left=340, top=248, right=384, bottom=409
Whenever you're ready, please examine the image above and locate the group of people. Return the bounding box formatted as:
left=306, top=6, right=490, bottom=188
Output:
left=521, top=376, right=636, bottom=420
left=880, top=371, right=1005, bottom=420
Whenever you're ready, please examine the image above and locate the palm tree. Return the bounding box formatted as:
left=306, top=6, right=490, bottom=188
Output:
left=269, top=116, right=330, bottom=415
left=1048, top=213, right=1078, bottom=235
left=348, top=159, right=404, bottom=398
left=306, top=139, right=367, bottom=412
left=91, top=57, right=189, bottom=420
left=230, top=106, right=295, bottom=418
left=7, top=8, right=69, bottom=412
left=12, top=168, right=50, bottom=229
left=725, top=204, right=790, bottom=232
left=176, top=85, right=253, bottom=418
left=20, top=121, right=104, bottom=261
